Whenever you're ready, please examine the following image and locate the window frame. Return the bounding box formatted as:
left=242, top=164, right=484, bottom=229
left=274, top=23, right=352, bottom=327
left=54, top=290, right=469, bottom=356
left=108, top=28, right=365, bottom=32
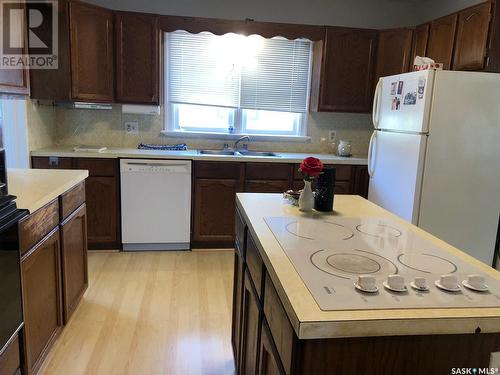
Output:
left=163, top=31, right=312, bottom=140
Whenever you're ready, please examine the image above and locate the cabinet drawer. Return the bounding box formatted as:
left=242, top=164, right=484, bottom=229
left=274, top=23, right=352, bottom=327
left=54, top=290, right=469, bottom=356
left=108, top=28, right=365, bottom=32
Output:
left=294, top=164, right=352, bottom=181
left=246, top=234, right=264, bottom=299
left=194, top=161, right=241, bottom=179
left=334, top=181, right=352, bottom=194
left=235, top=209, right=246, bottom=255
left=20, top=199, right=59, bottom=255
left=60, top=181, right=86, bottom=221
left=31, top=156, right=73, bottom=169
left=0, top=334, right=20, bottom=375
left=75, top=158, right=117, bottom=177
left=245, top=180, right=290, bottom=193
left=264, top=273, right=296, bottom=375
left=245, top=163, right=291, bottom=180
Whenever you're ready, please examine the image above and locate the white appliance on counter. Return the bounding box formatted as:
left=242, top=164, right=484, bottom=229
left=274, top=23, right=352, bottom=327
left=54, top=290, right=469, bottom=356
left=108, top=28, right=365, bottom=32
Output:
left=368, top=70, right=500, bottom=266
left=120, top=159, right=191, bottom=251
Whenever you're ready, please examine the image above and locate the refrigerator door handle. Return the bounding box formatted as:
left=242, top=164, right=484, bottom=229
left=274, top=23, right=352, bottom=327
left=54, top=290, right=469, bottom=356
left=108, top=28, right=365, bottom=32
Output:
left=367, top=131, right=376, bottom=177
left=372, top=78, right=382, bottom=129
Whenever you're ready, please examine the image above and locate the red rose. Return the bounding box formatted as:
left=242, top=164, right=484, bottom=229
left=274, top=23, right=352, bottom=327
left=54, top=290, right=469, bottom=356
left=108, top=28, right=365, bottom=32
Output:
left=299, top=157, right=324, bottom=180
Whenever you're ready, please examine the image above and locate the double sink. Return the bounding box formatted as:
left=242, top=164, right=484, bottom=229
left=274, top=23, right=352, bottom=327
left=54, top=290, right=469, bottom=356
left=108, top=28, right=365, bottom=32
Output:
left=199, top=149, right=280, bottom=157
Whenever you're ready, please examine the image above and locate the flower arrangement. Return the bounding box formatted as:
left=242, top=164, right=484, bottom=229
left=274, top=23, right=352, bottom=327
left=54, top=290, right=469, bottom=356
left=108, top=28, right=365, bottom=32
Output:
left=297, top=157, right=324, bottom=212
left=299, top=157, right=324, bottom=181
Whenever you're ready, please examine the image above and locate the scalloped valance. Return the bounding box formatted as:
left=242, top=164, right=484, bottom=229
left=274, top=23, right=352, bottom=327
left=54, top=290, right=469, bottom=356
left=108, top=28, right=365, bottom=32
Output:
left=159, top=15, right=325, bottom=41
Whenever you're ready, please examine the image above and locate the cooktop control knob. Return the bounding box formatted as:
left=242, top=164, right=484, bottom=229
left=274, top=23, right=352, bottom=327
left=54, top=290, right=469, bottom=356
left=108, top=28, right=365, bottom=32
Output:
left=435, top=274, right=461, bottom=292
left=383, top=274, right=407, bottom=292
left=462, top=274, right=489, bottom=292
left=410, top=277, right=429, bottom=291
left=354, top=275, right=378, bottom=293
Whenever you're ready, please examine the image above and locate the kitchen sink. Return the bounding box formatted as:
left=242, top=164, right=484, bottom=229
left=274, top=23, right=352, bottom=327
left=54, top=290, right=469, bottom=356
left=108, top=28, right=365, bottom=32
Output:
left=198, top=150, right=237, bottom=156
left=198, top=149, right=280, bottom=157
left=237, top=150, right=280, bottom=157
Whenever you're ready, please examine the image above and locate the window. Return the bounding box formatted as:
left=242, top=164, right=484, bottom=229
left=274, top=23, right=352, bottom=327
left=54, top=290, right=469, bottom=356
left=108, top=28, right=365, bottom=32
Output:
left=164, top=31, right=312, bottom=138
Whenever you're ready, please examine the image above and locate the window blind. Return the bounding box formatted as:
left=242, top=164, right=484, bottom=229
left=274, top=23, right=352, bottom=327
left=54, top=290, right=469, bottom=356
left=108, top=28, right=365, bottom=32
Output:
left=166, top=31, right=312, bottom=114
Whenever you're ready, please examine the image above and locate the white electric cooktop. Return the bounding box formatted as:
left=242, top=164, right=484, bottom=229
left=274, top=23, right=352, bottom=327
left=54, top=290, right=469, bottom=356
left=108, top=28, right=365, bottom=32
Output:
left=264, top=216, right=500, bottom=311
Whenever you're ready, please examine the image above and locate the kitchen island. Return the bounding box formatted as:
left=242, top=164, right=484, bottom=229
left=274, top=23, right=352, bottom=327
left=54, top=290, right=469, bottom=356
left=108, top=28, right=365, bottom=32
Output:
left=233, top=193, right=500, bottom=374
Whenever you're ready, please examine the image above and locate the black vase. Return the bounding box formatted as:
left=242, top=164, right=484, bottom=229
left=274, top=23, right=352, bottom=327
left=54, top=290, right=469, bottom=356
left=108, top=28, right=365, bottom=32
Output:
left=314, top=168, right=336, bottom=212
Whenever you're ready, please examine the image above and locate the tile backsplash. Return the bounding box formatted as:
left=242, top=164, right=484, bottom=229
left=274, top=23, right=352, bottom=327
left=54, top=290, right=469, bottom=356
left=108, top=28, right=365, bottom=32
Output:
left=28, top=101, right=372, bottom=155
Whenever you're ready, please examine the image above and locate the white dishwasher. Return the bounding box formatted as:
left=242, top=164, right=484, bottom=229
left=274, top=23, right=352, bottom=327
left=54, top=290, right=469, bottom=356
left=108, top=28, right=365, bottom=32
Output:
left=120, top=159, right=191, bottom=251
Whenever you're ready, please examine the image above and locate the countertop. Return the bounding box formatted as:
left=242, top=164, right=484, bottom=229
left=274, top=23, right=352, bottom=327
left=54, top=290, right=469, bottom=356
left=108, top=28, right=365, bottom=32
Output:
left=236, top=193, right=500, bottom=339
left=8, top=168, right=89, bottom=213
left=30, top=147, right=368, bottom=165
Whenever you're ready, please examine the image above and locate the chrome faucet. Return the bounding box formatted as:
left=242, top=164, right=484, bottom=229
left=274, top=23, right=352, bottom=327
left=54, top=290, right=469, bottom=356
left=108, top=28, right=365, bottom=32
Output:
left=234, top=135, right=250, bottom=151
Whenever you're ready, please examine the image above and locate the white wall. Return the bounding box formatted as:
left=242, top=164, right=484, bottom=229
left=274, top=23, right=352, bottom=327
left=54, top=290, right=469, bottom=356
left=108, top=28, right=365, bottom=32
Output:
left=86, top=0, right=423, bottom=29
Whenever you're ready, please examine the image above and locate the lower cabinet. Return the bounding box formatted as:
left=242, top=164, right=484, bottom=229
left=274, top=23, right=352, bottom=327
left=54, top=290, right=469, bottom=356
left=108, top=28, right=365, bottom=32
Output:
left=60, top=204, right=88, bottom=323
left=258, top=319, right=285, bottom=375
left=239, top=271, right=262, bottom=375
left=231, top=236, right=245, bottom=365
left=21, top=228, right=63, bottom=375
left=193, top=178, right=240, bottom=246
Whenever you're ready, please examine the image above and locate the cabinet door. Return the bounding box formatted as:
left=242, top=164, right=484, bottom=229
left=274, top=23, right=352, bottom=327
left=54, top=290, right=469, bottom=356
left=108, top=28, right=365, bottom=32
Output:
left=232, top=245, right=245, bottom=368
left=21, top=228, right=63, bottom=375
left=85, top=177, right=119, bottom=249
left=410, top=23, right=430, bottom=67
left=258, top=320, right=285, bottom=375
left=353, top=166, right=369, bottom=199
left=115, top=12, right=159, bottom=104
left=60, top=204, right=88, bottom=323
left=427, top=14, right=458, bottom=69
left=375, top=28, right=413, bottom=80
left=193, top=179, right=239, bottom=245
left=239, top=271, right=261, bottom=375
left=315, top=27, right=377, bottom=113
left=453, top=2, right=492, bottom=70
left=69, top=1, right=114, bottom=102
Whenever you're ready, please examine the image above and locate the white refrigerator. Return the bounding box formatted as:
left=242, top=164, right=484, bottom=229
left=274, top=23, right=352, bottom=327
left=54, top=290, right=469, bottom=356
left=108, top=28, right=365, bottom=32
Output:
left=368, top=69, right=500, bottom=266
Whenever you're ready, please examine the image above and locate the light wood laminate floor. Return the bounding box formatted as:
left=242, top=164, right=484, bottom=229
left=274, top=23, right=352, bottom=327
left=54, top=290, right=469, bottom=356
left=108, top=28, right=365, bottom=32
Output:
left=40, top=251, right=236, bottom=375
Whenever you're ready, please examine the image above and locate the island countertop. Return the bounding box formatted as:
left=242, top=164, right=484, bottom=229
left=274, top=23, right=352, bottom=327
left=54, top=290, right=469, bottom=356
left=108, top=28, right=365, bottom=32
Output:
left=8, top=168, right=89, bottom=213
left=236, top=193, right=500, bottom=339
left=30, top=147, right=368, bottom=165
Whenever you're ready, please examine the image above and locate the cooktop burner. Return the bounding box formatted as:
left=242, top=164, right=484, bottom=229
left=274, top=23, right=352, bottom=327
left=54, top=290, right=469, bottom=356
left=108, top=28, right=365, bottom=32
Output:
left=265, top=216, right=500, bottom=311
left=311, top=249, right=398, bottom=280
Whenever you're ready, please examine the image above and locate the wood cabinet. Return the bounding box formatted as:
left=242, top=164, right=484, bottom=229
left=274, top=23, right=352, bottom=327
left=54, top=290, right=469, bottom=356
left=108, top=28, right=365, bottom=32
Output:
left=193, top=179, right=240, bottom=245
left=0, top=334, right=21, bottom=375
left=310, top=27, right=377, bottom=113
left=30, top=0, right=114, bottom=102
left=427, top=14, right=458, bottom=69
left=239, top=270, right=262, bottom=375
left=32, top=157, right=121, bottom=250
left=60, top=204, right=88, bottom=323
left=375, top=28, right=414, bottom=81
left=258, top=320, right=285, bottom=375
left=21, top=228, right=63, bottom=375
left=232, top=231, right=245, bottom=366
left=115, top=12, right=160, bottom=104
left=410, top=23, right=430, bottom=67
left=453, top=2, right=492, bottom=70
left=0, top=2, right=29, bottom=95
left=69, top=1, right=114, bottom=102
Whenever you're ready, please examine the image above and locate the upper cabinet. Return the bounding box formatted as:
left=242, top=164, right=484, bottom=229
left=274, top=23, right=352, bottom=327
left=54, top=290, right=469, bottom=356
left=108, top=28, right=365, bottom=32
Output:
left=0, top=3, right=29, bottom=95
left=115, top=12, right=160, bottom=104
left=453, top=2, right=492, bottom=70
left=310, top=27, right=377, bottom=113
left=427, top=14, right=458, bottom=69
left=375, top=28, right=413, bottom=81
left=30, top=0, right=114, bottom=102
left=69, top=1, right=114, bottom=102
left=410, top=23, right=430, bottom=67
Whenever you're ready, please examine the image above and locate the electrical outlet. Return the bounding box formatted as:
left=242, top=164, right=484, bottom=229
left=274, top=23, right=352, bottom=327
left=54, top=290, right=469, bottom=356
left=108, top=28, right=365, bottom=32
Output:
left=125, top=122, right=139, bottom=135
left=329, top=130, right=336, bottom=142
